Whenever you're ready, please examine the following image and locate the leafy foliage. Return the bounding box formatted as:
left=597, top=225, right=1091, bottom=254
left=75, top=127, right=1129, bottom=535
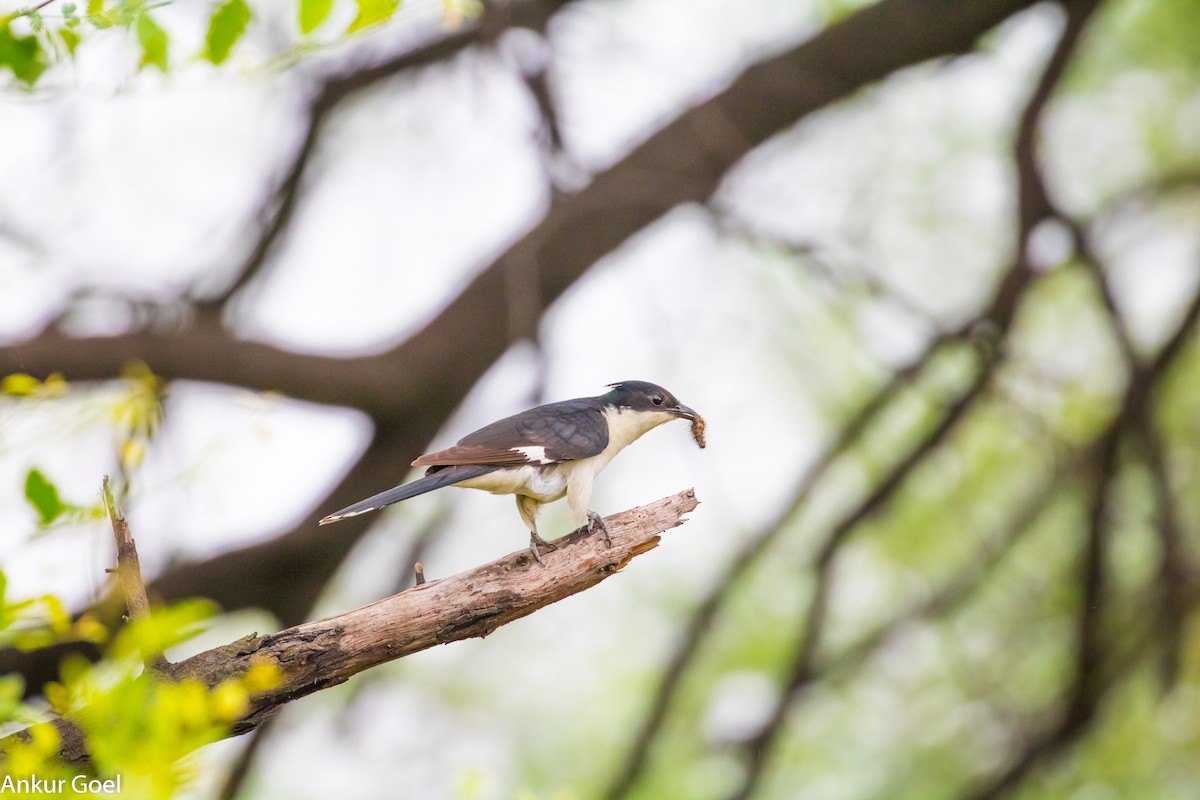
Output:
left=0, top=0, right=443, bottom=88
left=0, top=589, right=281, bottom=797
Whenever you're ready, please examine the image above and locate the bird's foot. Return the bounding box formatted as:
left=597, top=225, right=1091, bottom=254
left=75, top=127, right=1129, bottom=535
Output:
left=528, top=531, right=558, bottom=566
left=587, top=510, right=611, bottom=548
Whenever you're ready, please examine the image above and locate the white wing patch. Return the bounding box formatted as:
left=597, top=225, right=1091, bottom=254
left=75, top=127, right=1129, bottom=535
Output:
left=513, top=445, right=552, bottom=464
left=318, top=506, right=376, bottom=525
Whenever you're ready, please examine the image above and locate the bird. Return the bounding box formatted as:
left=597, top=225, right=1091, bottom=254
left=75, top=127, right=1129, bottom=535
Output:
left=319, top=381, right=699, bottom=563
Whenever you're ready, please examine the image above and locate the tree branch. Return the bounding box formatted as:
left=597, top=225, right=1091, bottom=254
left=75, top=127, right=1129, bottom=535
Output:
left=100, top=476, right=166, bottom=671
left=0, top=0, right=1048, bottom=695
left=2, top=490, right=699, bottom=769
left=957, top=270, right=1200, bottom=800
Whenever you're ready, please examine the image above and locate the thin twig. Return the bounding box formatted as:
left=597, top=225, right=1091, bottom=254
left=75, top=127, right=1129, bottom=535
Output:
left=4, top=0, right=57, bottom=21
left=101, top=475, right=168, bottom=671
left=390, top=504, right=452, bottom=595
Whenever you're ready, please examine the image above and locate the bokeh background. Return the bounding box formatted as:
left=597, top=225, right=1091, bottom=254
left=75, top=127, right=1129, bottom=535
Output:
left=2, top=0, right=1200, bottom=797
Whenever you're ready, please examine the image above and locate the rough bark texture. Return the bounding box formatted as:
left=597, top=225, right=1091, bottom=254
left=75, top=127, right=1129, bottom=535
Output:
left=2, top=490, right=699, bottom=767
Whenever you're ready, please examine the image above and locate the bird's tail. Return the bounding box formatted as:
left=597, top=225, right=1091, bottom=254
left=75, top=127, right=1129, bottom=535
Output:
left=318, top=465, right=496, bottom=525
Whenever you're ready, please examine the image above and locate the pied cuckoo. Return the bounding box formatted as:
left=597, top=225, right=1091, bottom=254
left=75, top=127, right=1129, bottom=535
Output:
left=319, top=381, right=700, bottom=562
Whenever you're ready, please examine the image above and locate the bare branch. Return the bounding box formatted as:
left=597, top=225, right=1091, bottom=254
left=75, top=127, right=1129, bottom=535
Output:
left=2, top=490, right=699, bottom=769
left=101, top=475, right=167, bottom=671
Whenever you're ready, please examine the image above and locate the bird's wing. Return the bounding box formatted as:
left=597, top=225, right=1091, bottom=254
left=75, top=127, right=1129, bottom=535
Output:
left=412, top=398, right=609, bottom=467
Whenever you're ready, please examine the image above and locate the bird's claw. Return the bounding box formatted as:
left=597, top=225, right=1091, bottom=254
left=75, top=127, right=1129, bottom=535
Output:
left=587, top=510, right=611, bottom=548
left=528, top=532, right=557, bottom=566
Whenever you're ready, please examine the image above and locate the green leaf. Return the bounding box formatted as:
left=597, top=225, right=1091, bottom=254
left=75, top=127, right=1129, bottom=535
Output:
left=0, top=24, right=49, bottom=87
left=136, top=11, right=168, bottom=72
left=348, top=0, right=399, bottom=34
left=204, top=0, right=251, bottom=65
left=297, top=0, right=334, bottom=35
left=24, top=468, right=63, bottom=525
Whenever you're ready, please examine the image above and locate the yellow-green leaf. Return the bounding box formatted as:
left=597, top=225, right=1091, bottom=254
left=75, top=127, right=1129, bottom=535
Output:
left=298, top=0, right=334, bottom=34
left=72, top=613, right=110, bottom=644
left=348, top=0, right=399, bottom=33
left=204, top=0, right=251, bottom=65
left=136, top=12, right=169, bottom=72
left=297, top=0, right=336, bottom=34
left=44, top=681, right=71, bottom=715
left=59, top=27, right=80, bottom=56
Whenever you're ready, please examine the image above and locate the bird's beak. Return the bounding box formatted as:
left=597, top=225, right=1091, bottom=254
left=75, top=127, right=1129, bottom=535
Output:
left=671, top=403, right=697, bottom=421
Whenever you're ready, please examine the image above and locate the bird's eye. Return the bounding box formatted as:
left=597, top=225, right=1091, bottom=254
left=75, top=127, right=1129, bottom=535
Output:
left=652, top=395, right=664, bottom=406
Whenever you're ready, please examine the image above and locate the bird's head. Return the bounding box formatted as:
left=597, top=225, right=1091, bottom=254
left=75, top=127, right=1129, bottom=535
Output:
left=602, top=381, right=698, bottom=422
